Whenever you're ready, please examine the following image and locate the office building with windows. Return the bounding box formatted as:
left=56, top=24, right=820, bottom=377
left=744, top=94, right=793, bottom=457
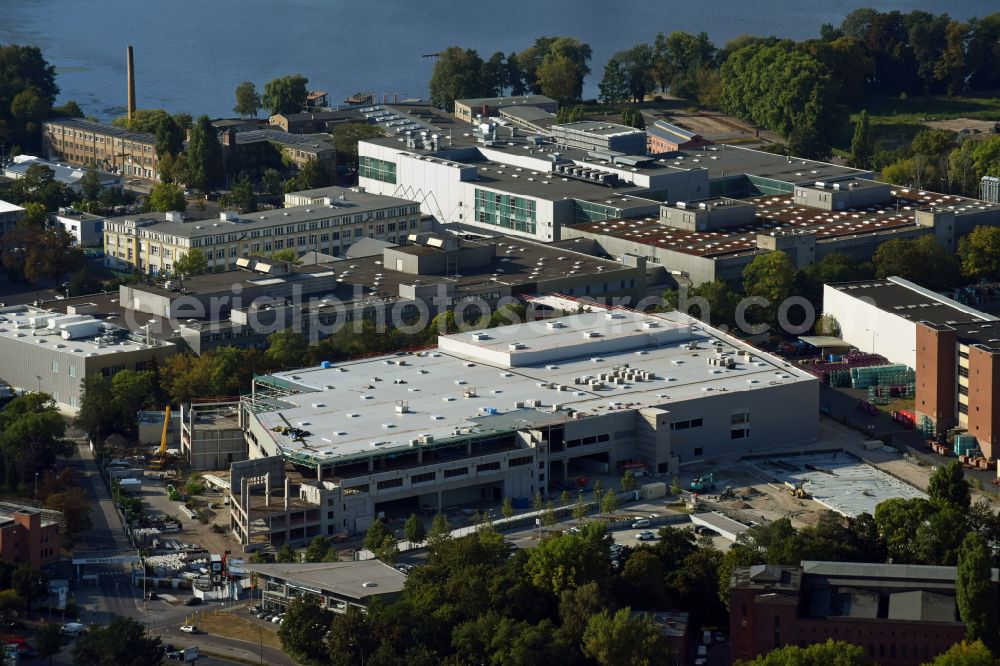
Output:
left=42, top=118, right=160, bottom=182
left=102, top=186, right=426, bottom=275
left=0, top=304, right=174, bottom=413
left=231, top=296, right=817, bottom=547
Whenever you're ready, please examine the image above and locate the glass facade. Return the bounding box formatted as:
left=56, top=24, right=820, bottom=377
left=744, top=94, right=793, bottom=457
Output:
left=573, top=200, right=621, bottom=225
left=474, top=189, right=537, bottom=234
left=359, top=156, right=396, bottom=184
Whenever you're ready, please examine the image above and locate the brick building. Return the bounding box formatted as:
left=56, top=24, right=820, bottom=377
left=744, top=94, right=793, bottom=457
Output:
left=0, top=507, right=61, bottom=567
left=917, top=321, right=1000, bottom=461
left=42, top=118, right=160, bottom=182
left=730, top=561, right=999, bottom=666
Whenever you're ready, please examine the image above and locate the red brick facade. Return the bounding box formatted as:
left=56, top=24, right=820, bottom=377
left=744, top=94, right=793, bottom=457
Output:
left=0, top=511, right=60, bottom=567
left=967, top=345, right=1000, bottom=460
left=915, top=323, right=957, bottom=433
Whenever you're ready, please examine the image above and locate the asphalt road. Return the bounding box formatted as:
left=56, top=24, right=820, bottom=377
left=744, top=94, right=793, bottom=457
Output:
left=69, top=441, right=132, bottom=553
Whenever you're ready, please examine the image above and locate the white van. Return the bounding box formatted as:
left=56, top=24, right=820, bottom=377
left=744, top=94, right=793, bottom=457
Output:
left=702, top=630, right=712, bottom=645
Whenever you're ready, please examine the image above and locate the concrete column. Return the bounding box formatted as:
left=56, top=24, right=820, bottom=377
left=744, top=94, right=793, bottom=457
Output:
left=317, top=464, right=322, bottom=483
left=368, top=457, right=374, bottom=472
left=284, top=477, right=290, bottom=511
left=265, top=472, right=270, bottom=507
left=562, top=459, right=568, bottom=481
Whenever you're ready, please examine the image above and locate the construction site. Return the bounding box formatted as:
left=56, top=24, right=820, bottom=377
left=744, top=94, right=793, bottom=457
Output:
left=679, top=417, right=950, bottom=529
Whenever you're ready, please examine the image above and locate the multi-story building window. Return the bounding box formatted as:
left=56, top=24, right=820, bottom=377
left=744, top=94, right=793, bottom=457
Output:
left=474, top=189, right=537, bottom=234
left=358, top=156, right=396, bottom=184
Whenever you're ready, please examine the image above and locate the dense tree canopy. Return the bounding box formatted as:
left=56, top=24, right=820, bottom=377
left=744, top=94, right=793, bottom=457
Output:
left=871, top=236, right=960, bottom=290
left=262, top=74, right=309, bottom=115
left=71, top=617, right=162, bottom=666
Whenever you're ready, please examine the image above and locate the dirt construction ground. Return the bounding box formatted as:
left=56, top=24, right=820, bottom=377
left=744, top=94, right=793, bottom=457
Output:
left=681, top=416, right=999, bottom=529
left=923, top=117, right=998, bottom=133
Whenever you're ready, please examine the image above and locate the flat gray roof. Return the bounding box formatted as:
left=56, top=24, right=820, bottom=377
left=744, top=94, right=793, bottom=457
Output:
left=107, top=190, right=413, bottom=239
left=0, top=305, right=172, bottom=356
left=455, top=94, right=557, bottom=108
left=45, top=117, right=156, bottom=145
left=553, top=121, right=646, bottom=138
left=252, top=301, right=813, bottom=465
left=245, top=560, right=407, bottom=600
left=830, top=277, right=995, bottom=327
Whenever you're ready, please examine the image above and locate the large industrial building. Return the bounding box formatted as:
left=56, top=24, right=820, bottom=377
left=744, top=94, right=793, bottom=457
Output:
left=730, top=561, right=999, bottom=666
left=0, top=304, right=174, bottom=412
left=230, top=297, right=818, bottom=548
left=823, top=278, right=1000, bottom=461
left=42, top=118, right=161, bottom=182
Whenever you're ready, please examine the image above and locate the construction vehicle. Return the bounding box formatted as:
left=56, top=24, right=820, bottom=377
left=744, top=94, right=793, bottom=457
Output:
left=785, top=481, right=809, bottom=499
left=689, top=473, right=715, bottom=492
left=719, top=486, right=735, bottom=500
left=152, top=406, right=171, bottom=470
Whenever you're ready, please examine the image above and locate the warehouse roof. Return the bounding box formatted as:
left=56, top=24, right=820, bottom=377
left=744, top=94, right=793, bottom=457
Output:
left=251, top=300, right=814, bottom=466
left=245, top=560, right=407, bottom=600
left=829, top=277, right=995, bottom=327
left=455, top=94, right=557, bottom=109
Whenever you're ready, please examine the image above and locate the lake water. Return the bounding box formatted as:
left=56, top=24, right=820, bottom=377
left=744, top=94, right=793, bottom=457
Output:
left=1, top=0, right=995, bottom=120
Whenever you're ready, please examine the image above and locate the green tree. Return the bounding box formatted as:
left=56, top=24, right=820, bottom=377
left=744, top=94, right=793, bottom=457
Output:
left=872, top=236, right=961, bottom=290
left=928, top=460, right=971, bottom=509
left=572, top=493, right=587, bottom=520
left=261, top=168, right=284, bottom=196
left=12, top=565, right=48, bottom=610
left=147, top=182, right=186, bottom=212
left=428, top=47, right=488, bottom=111
left=501, top=497, right=514, bottom=519
left=173, top=247, right=208, bottom=276
left=742, top=638, right=866, bottom=665
left=959, top=226, right=1000, bottom=282
left=35, top=621, right=66, bottom=665
left=185, top=115, right=224, bottom=192
left=427, top=512, right=451, bottom=545
left=233, top=81, right=262, bottom=118
left=275, top=543, right=297, bottom=563
left=404, top=513, right=426, bottom=543
left=582, top=607, right=671, bottom=666
left=71, top=617, right=162, bottom=666
left=525, top=523, right=612, bottom=595
left=957, top=533, right=1000, bottom=653
left=720, top=42, right=839, bottom=146
left=620, top=469, right=637, bottom=493
left=277, top=596, right=334, bottom=665
left=744, top=250, right=796, bottom=304
left=537, top=53, right=584, bottom=103
left=924, top=640, right=998, bottom=666
left=52, top=100, right=83, bottom=118
left=325, top=605, right=373, bottom=666
left=262, top=74, right=309, bottom=115
left=621, top=107, right=646, bottom=129
left=364, top=519, right=399, bottom=562
left=303, top=535, right=337, bottom=563
left=0, top=394, right=71, bottom=491
left=225, top=176, right=257, bottom=214
left=601, top=490, right=618, bottom=514
left=612, top=43, right=655, bottom=104
left=266, top=329, right=309, bottom=369
left=284, top=158, right=333, bottom=192
left=78, top=165, right=103, bottom=201
left=598, top=57, right=629, bottom=105
left=875, top=497, right=935, bottom=563
left=331, top=123, right=385, bottom=167
left=619, top=549, right=666, bottom=609
left=652, top=31, right=716, bottom=96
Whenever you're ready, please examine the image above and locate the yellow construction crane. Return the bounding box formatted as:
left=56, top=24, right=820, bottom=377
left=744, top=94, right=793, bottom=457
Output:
left=153, top=405, right=171, bottom=470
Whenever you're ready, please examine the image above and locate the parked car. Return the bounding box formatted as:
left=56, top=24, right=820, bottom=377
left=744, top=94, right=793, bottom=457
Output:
left=162, top=644, right=175, bottom=654
left=179, top=625, right=198, bottom=634
left=635, top=530, right=655, bottom=541
left=271, top=614, right=284, bottom=623
left=248, top=605, right=261, bottom=614
left=714, top=631, right=726, bottom=643
left=184, top=597, right=202, bottom=606
left=702, top=630, right=712, bottom=645
left=256, top=611, right=268, bottom=619
left=144, top=591, right=158, bottom=601
left=167, top=650, right=184, bottom=660
left=631, top=518, right=651, bottom=529
left=695, top=526, right=720, bottom=537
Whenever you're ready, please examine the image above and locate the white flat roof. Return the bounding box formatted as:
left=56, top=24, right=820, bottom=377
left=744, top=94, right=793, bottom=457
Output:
left=0, top=200, right=25, bottom=215
left=254, top=306, right=814, bottom=464
left=0, top=307, right=169, bottom=357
